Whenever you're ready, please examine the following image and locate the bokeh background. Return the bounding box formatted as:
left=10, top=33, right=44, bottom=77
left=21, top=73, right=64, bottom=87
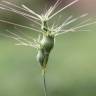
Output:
left=0, top=0, right=96, bottom=96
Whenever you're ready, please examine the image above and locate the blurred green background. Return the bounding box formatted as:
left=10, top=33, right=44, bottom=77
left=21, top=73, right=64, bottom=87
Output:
left=0, top=0, right=96, bottom=96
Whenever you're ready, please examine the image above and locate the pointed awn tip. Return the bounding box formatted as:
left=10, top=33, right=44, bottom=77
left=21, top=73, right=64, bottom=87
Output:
left=49, top=0, right=79, bottom=20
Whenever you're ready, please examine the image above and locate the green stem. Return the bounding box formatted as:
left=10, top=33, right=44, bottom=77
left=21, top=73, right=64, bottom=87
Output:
left=42, top=69, right=47, bottom=96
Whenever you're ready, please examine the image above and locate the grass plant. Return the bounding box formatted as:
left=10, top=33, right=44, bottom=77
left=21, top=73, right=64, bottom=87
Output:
left=0, top=0, right=96, bottom=96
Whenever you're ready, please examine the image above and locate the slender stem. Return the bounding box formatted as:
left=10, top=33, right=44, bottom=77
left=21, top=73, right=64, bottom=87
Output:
left=42, top=69, right=47, bottom=96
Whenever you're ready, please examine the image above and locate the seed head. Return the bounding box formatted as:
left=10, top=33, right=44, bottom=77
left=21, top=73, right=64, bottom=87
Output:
left=0, top=0, right=96, bottom=68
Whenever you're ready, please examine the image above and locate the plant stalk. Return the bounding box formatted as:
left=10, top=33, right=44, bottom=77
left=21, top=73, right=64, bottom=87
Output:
left=42, top=69, right=47, bottom=96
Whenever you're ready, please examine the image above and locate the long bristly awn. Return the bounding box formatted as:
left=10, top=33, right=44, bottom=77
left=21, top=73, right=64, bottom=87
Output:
left=0, top=0, right=96, bottom=96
